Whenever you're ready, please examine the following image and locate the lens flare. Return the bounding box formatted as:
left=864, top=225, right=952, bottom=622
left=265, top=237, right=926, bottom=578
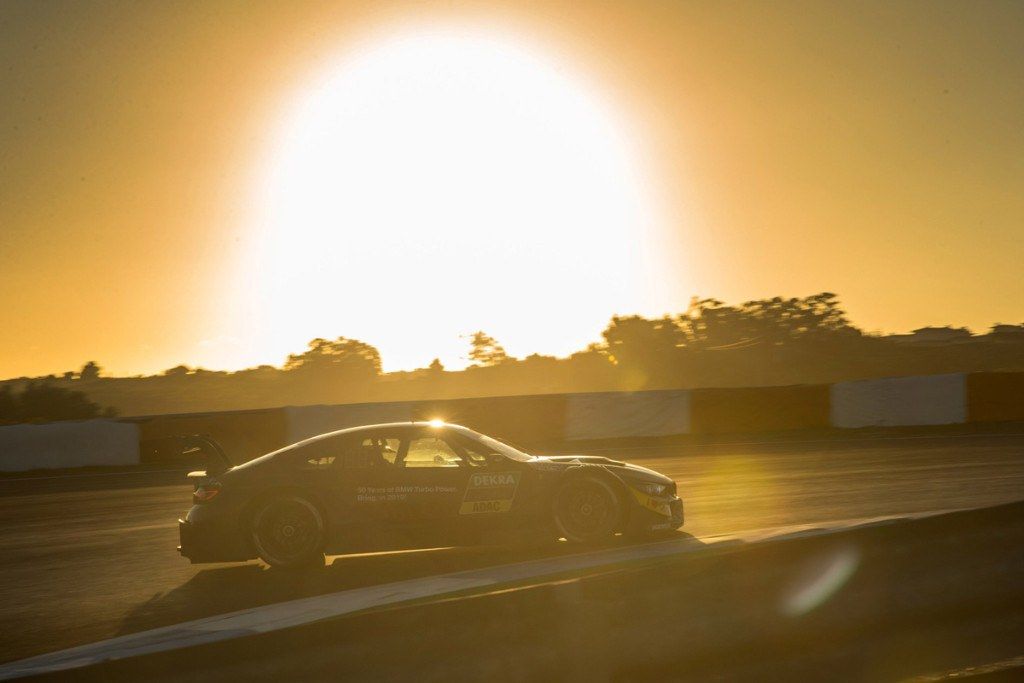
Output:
left=782, top=545, right=860, bottom=616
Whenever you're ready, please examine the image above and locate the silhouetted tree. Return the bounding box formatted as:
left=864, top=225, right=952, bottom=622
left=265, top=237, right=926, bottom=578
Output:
left=602, top=315, right=683, bottom=370
left=989, top=324, right=1024, bottom=341
left=428, top=358, right=444, bottom=373
left=79, top=361, right=101, bottom=381
left=468, top=332, right=508, bottom=366
left=679, top=293, right=856, bottom=350
left=285, top=337, right=382, bottom=378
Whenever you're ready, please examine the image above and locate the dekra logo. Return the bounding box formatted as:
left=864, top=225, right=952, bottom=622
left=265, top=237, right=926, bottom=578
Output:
left=470, top=473, right=517, bottom=487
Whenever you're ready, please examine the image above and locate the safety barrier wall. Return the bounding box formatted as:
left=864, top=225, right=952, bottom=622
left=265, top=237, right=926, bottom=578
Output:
left=966, top=372, right=1024, bottom=423
left=10, top=371, right=1018, bottom=470
left=283, top=395, right=567, bottom=446
left=690, top=385, right=830, bottom=434
left=128, top=370, right=1023, bottom=461
left=564, top=390, right=690, bottom=441
left=0, top=420, right=139, bottom=471
left=133, top=408, right=290, bottom=465
left=411, top=394, right=568, bottom=444
left=285, top=402, right=417, bottom=443
left=830, top=373, right=966, bottom=428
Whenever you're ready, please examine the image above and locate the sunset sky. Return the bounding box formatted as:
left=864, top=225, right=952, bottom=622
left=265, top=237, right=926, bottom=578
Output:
left=2, top=0, right=1022, bottom=378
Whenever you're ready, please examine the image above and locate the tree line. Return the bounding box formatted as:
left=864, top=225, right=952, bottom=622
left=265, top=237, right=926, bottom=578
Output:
left=0, top=382, right=117, bottom=425
left=2, top=293, right=1022, bottom=422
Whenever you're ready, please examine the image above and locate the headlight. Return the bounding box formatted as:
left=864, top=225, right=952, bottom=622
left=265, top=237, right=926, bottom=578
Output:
left=633, top=482, right=667, bottom=496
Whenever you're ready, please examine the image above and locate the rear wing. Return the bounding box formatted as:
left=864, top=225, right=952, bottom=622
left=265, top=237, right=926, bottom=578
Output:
left=177, top=434, right=232, bottom=476
left=139, top=433, right=232, bottom=476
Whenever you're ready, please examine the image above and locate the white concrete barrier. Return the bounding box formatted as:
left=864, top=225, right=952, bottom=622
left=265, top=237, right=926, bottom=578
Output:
left=830, top=373, right=966, bottom=428
left=0, top=420, right=140, bottom=472
left=285, top=402, right=417, bottom=443
left=565, top=390, right=691, bottom=440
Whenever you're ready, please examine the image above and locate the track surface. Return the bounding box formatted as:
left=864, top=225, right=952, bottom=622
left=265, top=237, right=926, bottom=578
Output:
left=1, top=433, right=1022, bottom=664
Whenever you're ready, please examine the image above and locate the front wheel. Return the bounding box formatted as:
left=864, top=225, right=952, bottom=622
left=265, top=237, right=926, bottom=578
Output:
left=251, top=495, right=325, bottom=569
left=551, top=475, right=623, bottom=544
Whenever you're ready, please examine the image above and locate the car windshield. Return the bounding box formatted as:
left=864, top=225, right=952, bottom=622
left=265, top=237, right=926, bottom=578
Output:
left=459, top=429, right=534, bottom=462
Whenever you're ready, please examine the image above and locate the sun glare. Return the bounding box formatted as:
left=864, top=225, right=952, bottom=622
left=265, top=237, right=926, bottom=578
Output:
left=244, top=24, right=669, bottom=370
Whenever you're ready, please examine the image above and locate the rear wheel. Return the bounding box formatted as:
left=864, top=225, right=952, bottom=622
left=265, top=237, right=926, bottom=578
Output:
left=251, top=495, right=325, bottom=569
left=552, top=475, right=622, bottom=543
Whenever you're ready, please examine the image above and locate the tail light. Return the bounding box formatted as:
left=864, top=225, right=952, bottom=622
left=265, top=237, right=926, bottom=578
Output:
left=193, top=482, right=221, bottom=504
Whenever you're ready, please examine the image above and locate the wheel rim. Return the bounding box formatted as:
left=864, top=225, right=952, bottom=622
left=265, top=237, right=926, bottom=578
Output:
left=253, top=498, right=321, bottom=565
left=554, top=479, right=617, bottom=540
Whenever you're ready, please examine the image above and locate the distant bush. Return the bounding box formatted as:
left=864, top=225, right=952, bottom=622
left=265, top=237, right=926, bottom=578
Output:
left=0, top=382, right=117, bottom=425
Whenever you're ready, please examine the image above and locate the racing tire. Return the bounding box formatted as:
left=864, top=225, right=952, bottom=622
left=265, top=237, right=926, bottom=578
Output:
left=551, top=475, right=623, bottom=544
left=250, top=494, right=326, bottom=570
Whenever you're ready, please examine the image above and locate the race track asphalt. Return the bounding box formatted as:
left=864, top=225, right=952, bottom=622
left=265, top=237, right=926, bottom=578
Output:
left=1, top=432, right=1022, bottom=664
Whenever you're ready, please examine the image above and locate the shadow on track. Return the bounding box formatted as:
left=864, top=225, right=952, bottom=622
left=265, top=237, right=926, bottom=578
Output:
left=117, top=532, right=704, bottom=638
left=99, top=504, right=1024, bottom=683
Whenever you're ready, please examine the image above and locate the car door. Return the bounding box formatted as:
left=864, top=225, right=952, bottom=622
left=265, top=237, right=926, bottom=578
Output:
left=280, top=433, right=349, bottom=502
left=447, top=431, right=538, bottom=539
left=322, top=427, right=470, bottom=546
left=327, top=427, right=515, bottom=549
left=387, top=429, right=476, bottom=543
left=326, top=428, right=407, bottom=550
left=392, top=428, right=544, bottom=544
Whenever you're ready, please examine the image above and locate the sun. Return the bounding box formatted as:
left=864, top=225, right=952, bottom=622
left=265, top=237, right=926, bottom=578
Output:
left=244, top=24, right=669, bottom=371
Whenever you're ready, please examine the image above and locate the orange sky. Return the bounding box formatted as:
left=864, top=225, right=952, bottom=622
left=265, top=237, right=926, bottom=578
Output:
left=2, top=0, right=1022, bottom=378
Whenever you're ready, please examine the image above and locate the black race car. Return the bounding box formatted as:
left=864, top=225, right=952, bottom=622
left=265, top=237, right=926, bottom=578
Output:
left=178, top=421, right=684, bottom=568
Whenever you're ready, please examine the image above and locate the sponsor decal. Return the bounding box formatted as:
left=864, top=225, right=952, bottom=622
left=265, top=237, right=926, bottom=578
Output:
left=459, top=471, right=521, bottom=514
left=356, top=485, right=457, bottom=503
left=630, top=487, right=672, bottom=517
left=460, top=499, right=514, bottom=514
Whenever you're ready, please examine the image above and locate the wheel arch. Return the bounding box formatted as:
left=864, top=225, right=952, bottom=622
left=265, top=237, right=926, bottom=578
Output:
left=551, top=464, right=634, bottom=533
left=238, top=484, right=331, bottom=549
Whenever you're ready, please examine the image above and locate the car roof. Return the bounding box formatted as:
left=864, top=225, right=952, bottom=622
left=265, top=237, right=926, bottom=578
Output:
left=311, top=421, right=469, bottom=438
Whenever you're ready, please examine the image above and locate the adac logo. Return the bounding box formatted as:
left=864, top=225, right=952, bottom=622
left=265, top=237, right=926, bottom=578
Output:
left=464, top=500, right=508, bottom=513
left=460, top=471, right=520, bottom=514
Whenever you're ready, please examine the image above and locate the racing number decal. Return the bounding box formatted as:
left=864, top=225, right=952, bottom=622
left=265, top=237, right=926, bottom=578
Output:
left=459, top=472, right=521, bottom=514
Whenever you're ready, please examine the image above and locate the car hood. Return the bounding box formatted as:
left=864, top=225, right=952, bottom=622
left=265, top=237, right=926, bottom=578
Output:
left=530, top=455, right=673, bottom=486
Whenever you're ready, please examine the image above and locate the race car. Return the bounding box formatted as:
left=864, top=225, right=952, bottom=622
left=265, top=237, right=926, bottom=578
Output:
left=178, top=421, right=684, bottom=568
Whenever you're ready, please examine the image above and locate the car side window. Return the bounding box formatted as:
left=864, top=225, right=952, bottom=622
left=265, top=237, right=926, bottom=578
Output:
left=403, top=437, right=462, bottom=468
left=292, top=437, right=343, bottom=470
left=342, top=436, right=402, bottom=469
left=454, top=436, right=494, bottom=467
